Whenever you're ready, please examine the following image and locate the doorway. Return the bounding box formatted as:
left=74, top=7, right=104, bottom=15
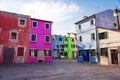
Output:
left=110, top=49, right=118, bottom=64
left=4, top=48, right=14, bottom=64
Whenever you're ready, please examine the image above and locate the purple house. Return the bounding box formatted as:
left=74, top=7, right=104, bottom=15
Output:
left=29, top=18, right=53, bottom=63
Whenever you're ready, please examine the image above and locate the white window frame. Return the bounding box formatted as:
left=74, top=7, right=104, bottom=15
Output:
left=18, top=18, right=26, bottom=27
left=10, top=30, right=18, bottom=42
left=45, top=23, right=50, bottom=30
left=32, top=21, right=38, bottom=28
left=30, top=34, right=37, bottom=42
left=45, top=35, right=50, bottom=43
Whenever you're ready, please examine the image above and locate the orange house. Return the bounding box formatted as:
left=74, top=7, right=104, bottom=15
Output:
left=0, top=11, right=30, bottom=64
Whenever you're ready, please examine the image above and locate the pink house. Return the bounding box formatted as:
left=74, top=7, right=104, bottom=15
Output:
left=29, top=18, right=53, bottom=63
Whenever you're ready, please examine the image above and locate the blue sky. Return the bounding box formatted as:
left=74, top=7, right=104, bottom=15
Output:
left=0, top=0, right=120, bottom=35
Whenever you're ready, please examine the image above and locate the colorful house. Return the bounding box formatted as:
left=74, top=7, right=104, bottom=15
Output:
left=0, top=10, right=30, bottom=64
left=75, top=9, right=116, bottom=64
left=52, top=35, right=64, bottom=59
left=98, top=28, right=120, bottom=65
left=29, top=18, right=53, bottom=63
left=64, top=33, right=77, bottom=59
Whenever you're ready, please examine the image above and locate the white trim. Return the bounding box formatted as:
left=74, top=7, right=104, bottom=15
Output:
left=32, top=21, right=38, bottom=28
left=45, top=23, right=50, bottom=30
left=45, top=35, right=50, bottom=43
left=18, top=18, right=27, bottom=27
left=9, top=30, right=18, bottom=42
left=30, top=33, right=37, bottom=42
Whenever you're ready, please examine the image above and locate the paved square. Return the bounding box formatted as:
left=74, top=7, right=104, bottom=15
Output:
left=0, top=60, right=120, bottom=80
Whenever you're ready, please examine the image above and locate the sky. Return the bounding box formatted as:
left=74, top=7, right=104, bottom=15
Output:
left=0, top=0, right=120, bottom=35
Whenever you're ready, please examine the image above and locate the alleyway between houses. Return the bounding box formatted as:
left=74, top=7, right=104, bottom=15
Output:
left=0, top=59, right=120, bottom=80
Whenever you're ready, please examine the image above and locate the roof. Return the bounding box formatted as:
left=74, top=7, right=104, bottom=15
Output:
left=0, top=10, right=30, bottom=19
left=98, top=27, right=120, bottom=32
left=31, top=18, right=53, bottom=23
left=74, top=14, right=96, bottom=24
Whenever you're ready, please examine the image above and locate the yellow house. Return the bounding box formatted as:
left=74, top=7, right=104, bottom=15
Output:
left=98, top=27, right=120, bottom=65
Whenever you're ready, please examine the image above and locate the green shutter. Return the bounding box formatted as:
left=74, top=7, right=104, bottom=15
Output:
left=79, top=36, right=82, bottom=42
left=91, top=33, right=95, bottom=40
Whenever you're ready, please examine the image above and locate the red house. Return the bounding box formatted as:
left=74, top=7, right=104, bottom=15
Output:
left=0, top=11, right=30, bottom=64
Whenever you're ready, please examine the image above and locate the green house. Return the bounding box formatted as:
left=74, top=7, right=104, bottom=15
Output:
left=64, top=33, right=77, bottom=59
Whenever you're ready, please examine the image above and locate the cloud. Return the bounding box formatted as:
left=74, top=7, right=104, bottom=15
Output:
left=0, top=0, right=81, bottom=22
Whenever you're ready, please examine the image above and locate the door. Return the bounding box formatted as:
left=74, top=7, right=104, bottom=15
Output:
left=37, top=50, right=45, bottom=62
left=16, top=47, right=24, bottom=63
left=83, top=50, right=89, bottom=62
left=72, top=51, right=76, bottom=59
left=4, top=48, right=14, bottom=64
left=111, top=50, right=118, bottom=64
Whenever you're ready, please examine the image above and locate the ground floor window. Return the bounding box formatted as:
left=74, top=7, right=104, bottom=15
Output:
left=44, top=50, right=51, bottom=56
left=30, top=50, right=37, bottom=56
left=64, top=52, right=68, bottom=56
left=101, top=48, right=108, bottom=57
left=91, top=49, right=96, bottom=56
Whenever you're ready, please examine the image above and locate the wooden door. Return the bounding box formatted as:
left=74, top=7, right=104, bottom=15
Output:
left=16, top=47, right=24, bottom=63
left=4, top=48, right=14, bottom=64
left=111, top=50, right=118, bottom=64
left=37, top=50, right=45, bottom=62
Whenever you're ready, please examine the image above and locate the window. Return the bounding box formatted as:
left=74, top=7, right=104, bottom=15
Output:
left=64, top=44, right=68, bottom=47
left=91, top=49, right=96, bottom=56
left=79, top=25, right=81, bottom=29
left=44, top=50, right=51, bottom=56
left=71, top=45, right=75, bottom=48
left=90, top=19, right=94, bottom=25
left=91, top=33, right=95, bottom=40
left=45, top=23, right=50, bottom=30
left=18, top=18, right=26, bottom=27
left=32, top=21, right=37, bottom=28
left=31, top=34, right=37, bottom=42
left=30, top=50, right=37, bottom=56
left=101, top=48, right=108, bottom=57
left=11, top=32, right=17, bottom=40
left=99, top=32, right=108, bottom=40
left=17, top=47, right=24, bottom=56
left=45, top=35, right=50, bottom=43
left=72, top=38, right=74, bottom=42
left=60, top=45, right=64, bottom=48
left=57, top=45, right=59, bottom=48
left=79, top=36, right=82, bottom=42
left=61, top=49, right=64, bottom=51
left=64, top=52, right=68, bottom=56
left=59, top=38, right=62, bottom=41
left=65, top=37, right=67, bottom=41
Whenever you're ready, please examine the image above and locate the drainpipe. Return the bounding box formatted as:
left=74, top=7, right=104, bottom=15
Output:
left=95, top=27, right=100, bottom=64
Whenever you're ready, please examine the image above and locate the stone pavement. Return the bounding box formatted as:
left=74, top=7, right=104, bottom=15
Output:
left=0, top=59, right=120, bottom=80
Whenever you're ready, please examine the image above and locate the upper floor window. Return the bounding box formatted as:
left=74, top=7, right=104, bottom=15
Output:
left=79, top=36, right=82, bottom=42
left=32, top=21, right=38, bottom=28
left=45, top=35, right=50, bottom=43
left=10, top=31, right=18, bottom=42
left=18, top=18, right=26, bottom=27
left=99, top=32, right=108, bottom=40
left=64, top=44, right=68, bottom=47
left=45, top=23, right=50, bottom=30
left=91, top=33, right=95, bottom=40
left=90, top=19, right=94, bottom=25
left=72, top=38, right=74, bottom=42
left=31, top=34, right=37, bottom=42
left=59, top=38, right=62, bottom=41
left=78, top=24, right=81, bottom=29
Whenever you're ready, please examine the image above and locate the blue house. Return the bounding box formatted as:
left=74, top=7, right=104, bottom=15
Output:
left=52, top=35, right=64, bottom=59
left=75, top=9, right=116, bottom=64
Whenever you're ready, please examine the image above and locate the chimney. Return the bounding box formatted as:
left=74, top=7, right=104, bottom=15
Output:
left=83, top=16, right=88, bottom=19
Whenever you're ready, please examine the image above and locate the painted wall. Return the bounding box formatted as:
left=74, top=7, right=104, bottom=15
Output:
left=52, top=35, right=64, bottom=58
left=98, top=28, right=120, bottom=65
left=0, top=11, right=30, bottom=64
left=29, top=18, right=53, bottom=63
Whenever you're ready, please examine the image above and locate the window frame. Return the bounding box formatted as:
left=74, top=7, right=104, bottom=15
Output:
left=45, top=35, right=50, bottom=43
left=79, top=36, right=82, bottom=42
left=91, top=33, right=95, bottom=40
left=45, top=23, right=50, bottom=30
left=18, top=18, right=26, bottom=27
left=99, top=32, right=108, bottom=40
left=31, top=34, right=37, bottom=42
left=32, top=21, right=38, bottom=28
left=90, top=19, right=94, bottom=25
left=10, top=31, right=18, bottom=42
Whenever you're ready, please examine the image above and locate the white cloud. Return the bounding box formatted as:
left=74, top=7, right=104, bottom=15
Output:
left=0, top=0, right=80, bottom=22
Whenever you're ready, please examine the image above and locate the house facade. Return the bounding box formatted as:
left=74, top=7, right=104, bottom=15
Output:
left=52, top=35, right=64, bottom=59
left=29, top=18, right=53, bottom=63
left=75, top=9, right=116, bottom=64
left=0, top=11, right=30, bottom=64
left=64, top=33, right=77, bottom=59
left=98, top=28, right=120, bottom=65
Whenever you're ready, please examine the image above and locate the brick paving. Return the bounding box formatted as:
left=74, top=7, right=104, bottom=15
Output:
left=0, top=59, right=120, bottom=80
